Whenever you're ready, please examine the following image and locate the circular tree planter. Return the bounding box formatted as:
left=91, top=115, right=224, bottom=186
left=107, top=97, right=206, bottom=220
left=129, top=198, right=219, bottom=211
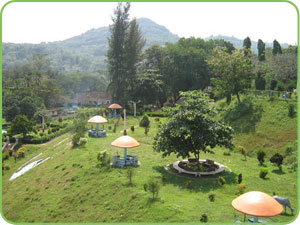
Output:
left=173, top=159, right=226, bottom=177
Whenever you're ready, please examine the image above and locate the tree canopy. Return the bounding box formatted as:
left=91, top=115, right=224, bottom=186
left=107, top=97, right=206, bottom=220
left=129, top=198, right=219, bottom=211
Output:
left=153, top=91, right=233, bottom=169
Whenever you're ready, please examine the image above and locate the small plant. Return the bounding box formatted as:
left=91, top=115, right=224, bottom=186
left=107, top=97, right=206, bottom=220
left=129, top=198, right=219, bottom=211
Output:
left=259, top=168, right=269, bottom=179
left=147, top=178, right=160, bottom=199
left=257, top=149, right=266, bottom=165
left=130, top=125, right=135, bottom=133
left=208, top=194, right=215, bottom=202
left=270, top=153, right=284, bottom=171
left=47, top=130, right=52, bottom=135
left=97, top=150, right=111, bottom=169
left=223, top=150, right=231, bottom=156
left=288, top=104, right=295, bottom=118
left=154, top=118, right=160, bottom=122
left=72, top=134, right=81, bottom=147
left=219, top=176, right=226, bottom=185
left=237, top=183, right=246, bottom=194
left=143, top=183, right=148, bottom=192
left=186, top=180, right=192, bottom=189
left=39, top=133, right=44, bottom=137
left=139, top=116, right=150, bottom=128
left=127, top=169, right=134, bottom=185
left=145, top=127, right=149, bottom=136
left=161, top=175, right=166, bottom=185
left=200, top=214, right=208, bottom=223
left=78, top=138, right=87, bottom=146
left=238, top=146, right=247, bottom=161
left=17, top=147, right=26, bottom=158
left=238, top=173, right=243, bottom=184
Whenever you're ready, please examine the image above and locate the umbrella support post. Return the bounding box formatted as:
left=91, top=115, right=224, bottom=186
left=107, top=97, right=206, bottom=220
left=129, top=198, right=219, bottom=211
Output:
left=124, top=148, right=127, bottom=165
left=253, top=217, right=258, bottom=223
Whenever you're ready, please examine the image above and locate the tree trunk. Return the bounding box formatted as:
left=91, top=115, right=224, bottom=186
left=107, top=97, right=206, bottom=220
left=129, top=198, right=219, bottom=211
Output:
left=195, top=152, right=200, bottom=171
left=236, top=92, right=241, bottom=104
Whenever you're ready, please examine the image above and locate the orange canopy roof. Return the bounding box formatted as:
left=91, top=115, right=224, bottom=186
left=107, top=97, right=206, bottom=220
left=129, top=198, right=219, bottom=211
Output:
left=111, top=135, right=140, bottom=148
left=232, top=191, right=283, bottom=217
left=108, top=103, right=122, bottom=109
left=88, top=116, right=108, bottom=124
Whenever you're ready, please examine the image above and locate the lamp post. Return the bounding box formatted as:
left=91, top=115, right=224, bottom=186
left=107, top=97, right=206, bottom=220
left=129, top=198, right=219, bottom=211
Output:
left=129, top=100, right=141, bottom=117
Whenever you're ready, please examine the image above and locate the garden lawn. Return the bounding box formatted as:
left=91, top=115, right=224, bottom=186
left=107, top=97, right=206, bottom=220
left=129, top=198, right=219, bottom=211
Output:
left=2, top=114, right=298, bottom=223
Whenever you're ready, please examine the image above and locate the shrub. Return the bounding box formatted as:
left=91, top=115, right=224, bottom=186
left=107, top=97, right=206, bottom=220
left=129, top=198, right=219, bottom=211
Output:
left=39, top=133, right=44, bottom=137
left=219, top=176, right=226, bottom=185
left=130, top=125, right=135, bottom=133
left=270, top=153, right=284, bottom=171
left=237, top=183, right=246, bottom=194
left=143, top=183, right=148, bottom=192
left=223, top=150, right=231, bottom=156
left=47, top=130, right=52, bottom=135
left=139, top=116, right=150, bottom=128
left=154, top=118, right=160, bottom=122
left=276, top=81, right=285, bottom=91
left=238, top=146, right=247, bottom=161
left=72, top=134, right=81, bottom=147
left=147, top=178, right=160, bottom=199
left=186, top=180, right=192, bottom=189
left=257, top=149, right=266, bottom=165
left=97, top=150, right=111, bottom=169
left=259, top=168, right=269, bottom=179
left=127, top=169, right=134, bottom=185
left=208, top=194, right=215, bottom=202
left=144, top=127, right=149, bottom=136
left=78, top=138, right=87, bottom=146
left=17, top=147, right=26, bottom=158
left=200, top=214, right=208, bottom=223
left=288, top=104, right=295, bottom=118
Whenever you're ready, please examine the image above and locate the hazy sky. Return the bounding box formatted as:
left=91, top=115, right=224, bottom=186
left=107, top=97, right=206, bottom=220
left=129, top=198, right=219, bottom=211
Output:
left=1, top=1, right=298, bottom=45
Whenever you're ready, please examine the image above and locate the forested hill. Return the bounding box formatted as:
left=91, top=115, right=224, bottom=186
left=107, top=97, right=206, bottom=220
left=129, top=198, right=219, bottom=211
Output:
left=2, top=18, right=179, bottom=73
left=204, top=35, right=289, bottom=53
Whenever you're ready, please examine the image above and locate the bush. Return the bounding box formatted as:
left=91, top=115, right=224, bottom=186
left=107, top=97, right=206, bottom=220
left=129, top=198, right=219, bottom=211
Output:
left=208, top=194, right=215, bottom=202
left=143, top=183, right=148, bottom=192
left=47, top=130, right=52, bottom=135
left=97, top=150, right=111, bottom=169
left=238, top=145, right=247, bottom=161
left=186, top=180, right=192, bottom=189
left=72, top=134, right=81, bottom=147
left=237, top=183, right=246, bottom=194
left=139, top=116, right=150, bottom=128
left=223, top=150, right=231, bottom=156
left=200, top=214, right=208, bottom=223
left=288, top=104, right=295, bottom=118
left=127, top=169, right=134, bottom=185
left=144, top=127, right=149, bottom=136
left=17, top=147, right=26, bottom=158
left=154, top=118, right=160, bottom=122
left=147, top=178, right=160, bottom=199
left=39, top=133, right=44, bottom=137
left=276, top=81, right=285, bottom=91
left=219, top=176, right=226, bottom=185
left=259, top=168, right=269, bottom=179
left=78, top=138, right=87, bottom=146
left=147, top=112, right=167, bottom=117
left=257, top=149, right=266, bottom=165
left=270, top=153, right=284, bottom=171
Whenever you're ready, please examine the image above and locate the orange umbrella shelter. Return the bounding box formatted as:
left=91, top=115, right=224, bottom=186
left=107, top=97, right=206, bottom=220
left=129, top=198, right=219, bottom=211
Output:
left=88, top=116, right=108, bottom=137
left=111, top=135, right=140, bottom=167
left=108, top=104, right=122, bottom=118
left=88, top=115, right=108, bottom=124
left=108, top=103, right=122, bottom=109
left=232, top=191, right=283, bottom=222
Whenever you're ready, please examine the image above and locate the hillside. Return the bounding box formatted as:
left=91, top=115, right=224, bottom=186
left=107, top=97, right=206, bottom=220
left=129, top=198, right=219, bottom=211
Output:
left=2, top=96, right=297, bottom=223
left=2, top=18, right=179, bottom=73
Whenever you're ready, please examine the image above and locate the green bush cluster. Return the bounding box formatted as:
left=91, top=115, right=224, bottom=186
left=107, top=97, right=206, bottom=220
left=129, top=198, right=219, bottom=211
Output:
left=257, top=149, right=266, bottom=165
left=259, top=168, right=269, bottom=179
left=146, top=112, right=167, bottom=117
left=139, top=116, right=150, bottom=128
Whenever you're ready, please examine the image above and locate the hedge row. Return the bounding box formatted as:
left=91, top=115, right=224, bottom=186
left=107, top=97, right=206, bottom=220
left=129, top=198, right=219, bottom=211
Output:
left=146, top=112, right=168, bottom=117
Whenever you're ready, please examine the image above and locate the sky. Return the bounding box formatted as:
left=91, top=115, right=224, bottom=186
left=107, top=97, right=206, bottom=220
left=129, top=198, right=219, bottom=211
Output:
left=1, top=1, right=299, bottom=45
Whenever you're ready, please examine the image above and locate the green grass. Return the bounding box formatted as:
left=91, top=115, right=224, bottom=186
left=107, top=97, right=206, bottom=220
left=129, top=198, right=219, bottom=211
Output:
left=2, top=99, right=297, bottom=223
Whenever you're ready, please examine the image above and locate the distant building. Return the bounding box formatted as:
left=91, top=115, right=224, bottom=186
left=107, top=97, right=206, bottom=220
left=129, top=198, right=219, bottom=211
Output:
left=73, top=91, right=112, bottom=106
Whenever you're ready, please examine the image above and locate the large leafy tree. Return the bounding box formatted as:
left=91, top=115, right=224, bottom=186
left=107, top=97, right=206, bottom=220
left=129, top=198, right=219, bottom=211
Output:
left=153, top=91, right=233, bottom=170
left=208, top=47, right=253, bottom=104
left=257, top=39, right=266, bottom=61
left=11, top=115, right=34, bottom=137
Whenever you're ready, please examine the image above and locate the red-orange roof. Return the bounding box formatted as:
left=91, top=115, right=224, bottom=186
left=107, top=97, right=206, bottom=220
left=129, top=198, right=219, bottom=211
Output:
left=111, top=135, right=140, bottom=148
left=232, top=191, right=283, bottom=217
left=108, top=103, right=122, bottom=109
left=88, top=116, right=107, bottom=124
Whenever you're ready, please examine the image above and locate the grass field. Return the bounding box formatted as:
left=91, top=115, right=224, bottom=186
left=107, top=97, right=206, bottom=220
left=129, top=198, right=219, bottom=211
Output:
left=2, top=97, right=298, bottom=223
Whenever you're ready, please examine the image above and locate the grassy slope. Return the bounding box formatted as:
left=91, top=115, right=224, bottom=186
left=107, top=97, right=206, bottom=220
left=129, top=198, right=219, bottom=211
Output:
left=2, top=99, right=297, bottom=223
